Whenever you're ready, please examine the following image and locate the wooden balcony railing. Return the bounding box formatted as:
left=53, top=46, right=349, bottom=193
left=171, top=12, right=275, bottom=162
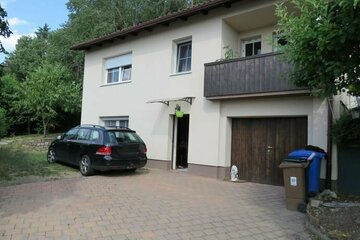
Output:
left=204, top=52, right=308, bottom=99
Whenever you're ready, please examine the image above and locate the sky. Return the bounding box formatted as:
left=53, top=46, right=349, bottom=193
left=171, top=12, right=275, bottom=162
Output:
left=0, top=0, right=68, bottom=62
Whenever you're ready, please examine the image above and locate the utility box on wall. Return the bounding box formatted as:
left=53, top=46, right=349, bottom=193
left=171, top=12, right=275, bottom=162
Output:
left=338, top=145, right=360, bottom=196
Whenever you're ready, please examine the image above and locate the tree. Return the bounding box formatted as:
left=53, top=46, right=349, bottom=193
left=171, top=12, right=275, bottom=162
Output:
left=4, top=25, right=51, bottom=81
left=15, top=63, right=82, bottom=136
left=0, top=107, right=8, bottom=137
left=0, top=4, right=12, bottom=53
left=276, top=0, right=360, bottom=97
left=0, top=74, right=23, bottom=131
left=0, top=6, right=10, bottom=135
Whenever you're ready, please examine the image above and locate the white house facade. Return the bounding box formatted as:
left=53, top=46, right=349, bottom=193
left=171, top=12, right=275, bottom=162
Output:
left=73, top=0, right=336, bottom=186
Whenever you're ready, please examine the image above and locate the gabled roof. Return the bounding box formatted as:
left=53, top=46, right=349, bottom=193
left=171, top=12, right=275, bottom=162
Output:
left=71, top=0, right=241, bottom=51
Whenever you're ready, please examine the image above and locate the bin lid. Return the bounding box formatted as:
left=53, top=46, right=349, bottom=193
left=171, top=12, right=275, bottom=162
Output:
left=279, top=162, right=309, bottom=169
left=288, top=149, right=314, bottom=158
left=283, top=158, right=307, bottom=163
left=288, top=149, right=326, bottom=161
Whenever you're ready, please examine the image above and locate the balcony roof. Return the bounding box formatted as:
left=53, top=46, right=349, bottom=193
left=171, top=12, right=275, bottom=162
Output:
left=71, top=0, right=241, bottom=51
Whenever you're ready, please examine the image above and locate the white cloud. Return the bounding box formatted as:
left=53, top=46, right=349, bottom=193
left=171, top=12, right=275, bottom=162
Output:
left=0, top=33, right=22, bottom=52
left=8, top=17, right=28, bottom=26
left=0, top=0, right=16, bottom=7
left=0, top=31, right=35, bottom=53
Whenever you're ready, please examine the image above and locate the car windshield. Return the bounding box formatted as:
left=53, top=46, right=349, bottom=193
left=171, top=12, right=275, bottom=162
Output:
left=107, top=131, right=141, bottom=144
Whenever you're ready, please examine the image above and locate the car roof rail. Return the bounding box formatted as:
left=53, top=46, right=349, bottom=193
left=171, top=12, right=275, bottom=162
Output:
left=78, top=124, right=106, bottom=129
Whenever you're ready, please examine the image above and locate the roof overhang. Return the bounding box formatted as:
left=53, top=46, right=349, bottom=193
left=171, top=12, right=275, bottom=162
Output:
left=147, top=97, right=195, bottom=106
left=71, top=0, right=241, bottom=51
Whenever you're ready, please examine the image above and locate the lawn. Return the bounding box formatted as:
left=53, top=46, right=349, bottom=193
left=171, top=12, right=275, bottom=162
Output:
left=0, top=134, right=78, bottom=184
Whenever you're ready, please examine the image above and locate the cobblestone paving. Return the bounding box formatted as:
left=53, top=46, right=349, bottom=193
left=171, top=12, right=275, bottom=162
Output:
left=0, top=168, right=310, bottom=240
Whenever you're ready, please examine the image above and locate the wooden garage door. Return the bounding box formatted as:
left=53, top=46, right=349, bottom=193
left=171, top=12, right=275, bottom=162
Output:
left=231, top=117, right=307, bottom=186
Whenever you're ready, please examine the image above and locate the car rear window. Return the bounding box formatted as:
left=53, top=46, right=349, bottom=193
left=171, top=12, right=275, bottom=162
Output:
left=107, top=131, right=141, bottom=144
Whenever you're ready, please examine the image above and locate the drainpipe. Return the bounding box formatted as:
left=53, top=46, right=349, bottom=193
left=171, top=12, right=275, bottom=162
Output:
left=326, top=97, right=333, bottom=189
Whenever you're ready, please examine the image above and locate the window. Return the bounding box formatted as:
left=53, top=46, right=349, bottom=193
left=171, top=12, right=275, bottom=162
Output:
left=77, top=128, right=91, bottom=141
left=242, top=37, right=261, bottom=57
left=63, top=128, right=79, bottom=141
left=101, top=117, right=129, bottom=128
left=121, top=65, right=132, bottom=81
left=107, top=68, right=120, bottom=84
left=104, top=53, right=132, bottom=84
left=107, top=131, right=141, bottom=144
left=176, top=41, right=192, bottom=73
left=89, top=130, right=101, bottom=143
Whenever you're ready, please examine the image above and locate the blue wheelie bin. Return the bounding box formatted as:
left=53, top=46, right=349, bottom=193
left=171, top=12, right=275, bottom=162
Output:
left=287, top=149, right=326, bottom=195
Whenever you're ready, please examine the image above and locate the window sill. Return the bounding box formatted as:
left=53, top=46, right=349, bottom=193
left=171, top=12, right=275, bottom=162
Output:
left=101, top=80, right=132, bottom=87
left=169, top=71, right=192, bottom=77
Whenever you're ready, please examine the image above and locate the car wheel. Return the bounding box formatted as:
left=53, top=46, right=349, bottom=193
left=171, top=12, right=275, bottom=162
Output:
left=79, top=155, right=94, bottom=176
left=47, top=148, right=56, bottom=163
left=127, top=168, right=136, bottom=172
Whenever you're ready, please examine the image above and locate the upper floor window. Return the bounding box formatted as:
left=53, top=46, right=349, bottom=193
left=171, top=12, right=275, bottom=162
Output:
left=176, top=40, right=192, bottom=73
left=104, top=53, right=132, bottom=84
left=107, top=68, right=120, bottom=83
left=242, top=37, right=261, bottom=57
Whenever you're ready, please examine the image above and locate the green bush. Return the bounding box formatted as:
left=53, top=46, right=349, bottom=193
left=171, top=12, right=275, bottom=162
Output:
left=331, top=112, right=360, bottom=145
left=0, top=108, right=8, bottom=138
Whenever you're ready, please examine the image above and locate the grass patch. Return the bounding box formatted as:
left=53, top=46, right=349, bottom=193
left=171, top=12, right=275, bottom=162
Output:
left=0, top=134, right=77, bottom=183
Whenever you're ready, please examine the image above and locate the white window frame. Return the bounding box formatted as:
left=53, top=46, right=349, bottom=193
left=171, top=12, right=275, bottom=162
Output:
left=121, top=65, right=132, bottom=81
left=101, top=116, right=129, bottom=128
left=241, top=36, right=261, bottom=57
left=107, top=67, right=120, bottom=84
left=104, top=53, right=132, bottom=85
left=172, top=37, right=192, bottom=74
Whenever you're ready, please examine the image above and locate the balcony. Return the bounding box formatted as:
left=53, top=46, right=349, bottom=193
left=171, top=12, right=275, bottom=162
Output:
left=204, top=53, right=308, bottom=99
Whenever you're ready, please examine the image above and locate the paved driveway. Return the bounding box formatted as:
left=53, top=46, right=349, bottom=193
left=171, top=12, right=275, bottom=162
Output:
left=0, top=168, right=310, bottom=240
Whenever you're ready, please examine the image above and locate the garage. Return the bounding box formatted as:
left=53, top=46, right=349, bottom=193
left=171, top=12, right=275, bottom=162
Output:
left=231, top=117, right=308, bottom=186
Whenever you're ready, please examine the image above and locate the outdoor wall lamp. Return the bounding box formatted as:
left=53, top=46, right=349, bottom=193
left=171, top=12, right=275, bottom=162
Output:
left=175, top=104, right=184, bottom=118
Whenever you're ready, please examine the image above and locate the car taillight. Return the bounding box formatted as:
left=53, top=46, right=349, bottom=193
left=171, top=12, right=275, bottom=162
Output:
left=96, top=146, right=112, bottom=155
left=144, top=145, right=147, bottom=154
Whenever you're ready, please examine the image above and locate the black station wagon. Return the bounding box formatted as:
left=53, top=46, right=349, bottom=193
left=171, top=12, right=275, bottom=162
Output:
left=47, top=125, right=147, bottom=176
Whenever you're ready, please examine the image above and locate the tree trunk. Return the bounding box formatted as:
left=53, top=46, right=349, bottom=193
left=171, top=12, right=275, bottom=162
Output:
left=27, top=118, right=31, bottom=135
left=43, top=119, right=48, bottom=137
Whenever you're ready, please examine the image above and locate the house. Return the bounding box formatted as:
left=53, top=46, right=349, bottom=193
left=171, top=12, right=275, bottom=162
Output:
left=72, top=0, right=342, bottom=188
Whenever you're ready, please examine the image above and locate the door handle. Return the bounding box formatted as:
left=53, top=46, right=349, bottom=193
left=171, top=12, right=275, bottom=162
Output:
left=266, top=146, right=273, bottom=153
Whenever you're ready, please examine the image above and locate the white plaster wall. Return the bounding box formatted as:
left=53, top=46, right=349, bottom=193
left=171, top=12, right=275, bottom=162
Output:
left=221, top=21, right=239, bottom=57
left=218, top=96, right=329, bottom=178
